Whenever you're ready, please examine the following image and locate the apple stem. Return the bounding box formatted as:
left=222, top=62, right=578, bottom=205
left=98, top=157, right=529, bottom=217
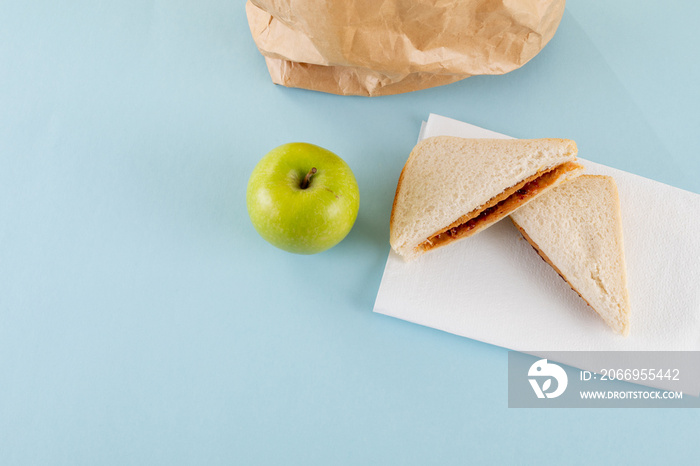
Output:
left=300, top=167, right=317, bottom=189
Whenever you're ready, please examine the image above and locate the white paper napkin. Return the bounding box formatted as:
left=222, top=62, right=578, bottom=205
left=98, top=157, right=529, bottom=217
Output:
left=374, top=114, right=700, bottom=394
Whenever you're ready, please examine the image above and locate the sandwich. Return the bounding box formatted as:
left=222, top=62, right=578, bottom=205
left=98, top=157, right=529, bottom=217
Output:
left=390, top=136, right=583, bottom=261
left=510, top=175, right=631, bottom=335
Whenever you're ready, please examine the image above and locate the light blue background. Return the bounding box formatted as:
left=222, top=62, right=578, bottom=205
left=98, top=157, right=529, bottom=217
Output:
left=1, top=1, right=698, bottom=464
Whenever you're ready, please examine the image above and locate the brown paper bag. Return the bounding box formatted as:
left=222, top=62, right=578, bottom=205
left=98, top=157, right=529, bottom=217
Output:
left=246, top=0, right=566, bottom=96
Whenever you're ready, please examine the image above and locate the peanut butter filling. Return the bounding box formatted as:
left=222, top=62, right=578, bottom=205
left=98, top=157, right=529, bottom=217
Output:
left=418, top=161, right=582, bottom=252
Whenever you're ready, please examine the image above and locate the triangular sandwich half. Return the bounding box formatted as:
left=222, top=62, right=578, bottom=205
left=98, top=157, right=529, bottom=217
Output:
left=390, top=136, right=583, bottom=260
left=510, top=175, right=631, bottom=335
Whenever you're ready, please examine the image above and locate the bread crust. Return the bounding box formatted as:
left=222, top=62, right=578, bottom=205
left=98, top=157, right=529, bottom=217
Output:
left=389, top=149, right=412, bottom=245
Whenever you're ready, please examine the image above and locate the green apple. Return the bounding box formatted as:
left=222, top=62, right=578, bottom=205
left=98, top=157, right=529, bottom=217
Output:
left=246, top=142, right=360, bottom=254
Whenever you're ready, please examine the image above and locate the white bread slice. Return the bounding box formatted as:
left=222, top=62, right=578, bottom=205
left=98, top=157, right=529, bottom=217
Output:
left=510, top=175, right=631, bottom=336
left=390, top=136, right=582, bottom=260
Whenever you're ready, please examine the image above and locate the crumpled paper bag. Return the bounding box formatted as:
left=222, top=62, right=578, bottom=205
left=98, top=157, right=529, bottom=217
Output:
left=246, top=0, right=566, bottom=96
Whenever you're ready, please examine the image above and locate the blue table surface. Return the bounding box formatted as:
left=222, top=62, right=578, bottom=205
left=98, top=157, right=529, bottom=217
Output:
left=1, top=2, right=698, bottom=464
